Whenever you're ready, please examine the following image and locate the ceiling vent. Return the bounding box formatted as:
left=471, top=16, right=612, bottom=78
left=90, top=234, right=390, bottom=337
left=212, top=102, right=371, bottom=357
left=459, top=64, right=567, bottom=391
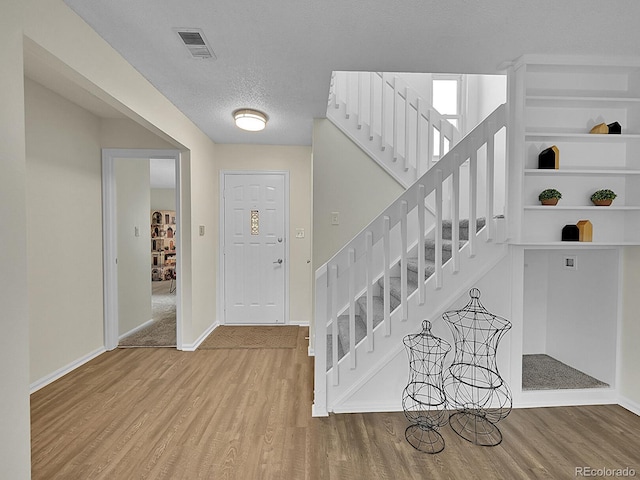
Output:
left=175, top=28, right=216, bottom=59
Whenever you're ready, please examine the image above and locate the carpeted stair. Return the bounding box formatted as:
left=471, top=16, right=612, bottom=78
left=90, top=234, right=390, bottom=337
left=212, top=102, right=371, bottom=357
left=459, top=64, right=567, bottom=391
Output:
left=327, top=218, right=485, bottom=370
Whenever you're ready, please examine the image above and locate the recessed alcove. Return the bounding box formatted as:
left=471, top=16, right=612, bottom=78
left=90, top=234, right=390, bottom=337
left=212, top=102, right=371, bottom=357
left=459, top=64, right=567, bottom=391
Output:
left=522, top=248, right=618, bottom=391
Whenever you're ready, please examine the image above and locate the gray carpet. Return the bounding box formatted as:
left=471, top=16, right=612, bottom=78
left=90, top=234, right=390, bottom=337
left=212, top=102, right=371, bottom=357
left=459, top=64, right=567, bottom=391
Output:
left=522, top=354, right=609, bottom=391
left=119, top=280, right=176, bottom=347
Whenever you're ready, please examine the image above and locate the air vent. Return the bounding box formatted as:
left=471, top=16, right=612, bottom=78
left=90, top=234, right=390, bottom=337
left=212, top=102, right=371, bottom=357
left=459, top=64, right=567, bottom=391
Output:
left=175, top=28, right=216, bottom=59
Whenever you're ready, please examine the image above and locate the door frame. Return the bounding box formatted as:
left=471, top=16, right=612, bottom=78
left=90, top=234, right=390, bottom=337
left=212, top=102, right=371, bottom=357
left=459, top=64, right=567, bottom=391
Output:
left=218, top=170, right=290, bottom=325
left=102, top=148, right=183, bottom=350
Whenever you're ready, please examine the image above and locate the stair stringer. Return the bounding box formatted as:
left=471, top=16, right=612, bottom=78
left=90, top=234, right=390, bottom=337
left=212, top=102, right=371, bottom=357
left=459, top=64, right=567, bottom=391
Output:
left=325, top=229, right=508, bottom=414
left=327, top=100, right=416, bottom=188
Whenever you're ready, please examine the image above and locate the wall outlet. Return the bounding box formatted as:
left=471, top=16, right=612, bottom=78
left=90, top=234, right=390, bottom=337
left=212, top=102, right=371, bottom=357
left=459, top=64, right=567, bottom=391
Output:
left=295, top=228, right=305, bottom=238
left=134, top=226, right=140, bottom=237
left=331, top=212, right=340, bottom=225
left=563, top=255, right=577, bottom=270
left=199, top=225, right=205, bottom=236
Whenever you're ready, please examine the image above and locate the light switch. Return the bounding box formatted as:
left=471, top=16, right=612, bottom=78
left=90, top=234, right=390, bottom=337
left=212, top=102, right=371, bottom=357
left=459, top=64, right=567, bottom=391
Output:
left=134, top=226, right=140, bottom=237
left=295, top=228, right=305, bottom=238
left=199, top=225, right=205, bottom=236
left=331, top=212, right=340, bottom=225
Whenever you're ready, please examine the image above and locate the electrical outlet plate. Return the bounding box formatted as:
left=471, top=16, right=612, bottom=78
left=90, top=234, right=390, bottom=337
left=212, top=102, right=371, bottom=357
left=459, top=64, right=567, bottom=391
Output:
left=563, top=255, right=577, bottom=270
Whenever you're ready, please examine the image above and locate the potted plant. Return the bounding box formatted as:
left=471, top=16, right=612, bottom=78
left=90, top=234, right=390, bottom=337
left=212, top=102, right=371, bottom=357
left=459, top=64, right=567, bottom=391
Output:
left=591, top=189, right=617, bottom=206
left=538, top=188, right=562, bottom=206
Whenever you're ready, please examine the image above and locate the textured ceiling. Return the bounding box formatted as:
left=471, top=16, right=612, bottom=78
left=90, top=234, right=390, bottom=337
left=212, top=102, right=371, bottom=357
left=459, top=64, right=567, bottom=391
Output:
left=63, top=0, right=640, bottom=146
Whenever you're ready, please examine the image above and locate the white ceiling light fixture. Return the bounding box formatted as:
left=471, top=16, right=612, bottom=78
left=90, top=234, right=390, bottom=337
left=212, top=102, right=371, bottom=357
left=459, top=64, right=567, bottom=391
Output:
left=233, top=109, right=268, bottom=132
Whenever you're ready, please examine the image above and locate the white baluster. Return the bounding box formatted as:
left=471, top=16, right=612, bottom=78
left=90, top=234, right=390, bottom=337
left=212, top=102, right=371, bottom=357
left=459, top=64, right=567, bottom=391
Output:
left=357, top=72, right=363, bottom=130
left=427, top=115, right=434, bottom=171
left=330, top=264, right=339, bottom=386
left=383, top=216, right=391, bottom=336
left=469, top=149, right=478, bottom=258
left=365, top=231, right=374, bottom=351
left=400, top=201, right=408, bottom=321
left=381, top=73, right=387, bottom=151
left=418, top=184, right=426, bottom=304
left=486, top=134, right=495, bottom=242
left=344, top=73, right=350, bottom=120
left=348, top=249, right=356, bottom=369
left=451, top=160, right=460, bottom=273
left=393, top=77, right=399, bottom=161
left=416, top=98, right=423, bottom=179
left=439, top=119, right=445, bottom=161
left=404, top=86, right=410, bottom=172
left=435, top=170, right=443, bottom=290
left=369, top=72, right=375, bottom=140
left=333, top=72, right=339, bottom=110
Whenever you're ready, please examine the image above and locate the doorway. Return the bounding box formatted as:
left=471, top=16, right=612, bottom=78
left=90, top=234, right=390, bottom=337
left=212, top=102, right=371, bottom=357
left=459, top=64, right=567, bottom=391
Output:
left=102, top=149, right=182, bottom=350
left=221, top=171, right=289, bottom=324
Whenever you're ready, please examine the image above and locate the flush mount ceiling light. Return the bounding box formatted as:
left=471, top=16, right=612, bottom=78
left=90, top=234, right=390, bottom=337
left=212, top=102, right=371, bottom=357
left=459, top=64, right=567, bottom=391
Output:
left=233, top=109, right=268, bottom=132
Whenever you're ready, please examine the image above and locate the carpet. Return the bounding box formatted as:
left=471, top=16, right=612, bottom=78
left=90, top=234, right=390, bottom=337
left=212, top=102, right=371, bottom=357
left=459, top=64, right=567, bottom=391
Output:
left=119, top=280, right=176, bottom=347
left=522, top=354, right=609, bottom=391
left=198, top=325, right=299, bottom=350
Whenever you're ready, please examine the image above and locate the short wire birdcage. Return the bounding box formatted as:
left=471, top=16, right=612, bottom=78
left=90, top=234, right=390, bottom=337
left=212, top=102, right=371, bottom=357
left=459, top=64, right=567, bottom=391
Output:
left=402, top=320, right=451, bottom=454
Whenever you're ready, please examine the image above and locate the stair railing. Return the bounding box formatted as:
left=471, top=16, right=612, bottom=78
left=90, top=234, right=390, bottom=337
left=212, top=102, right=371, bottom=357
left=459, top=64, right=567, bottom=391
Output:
left=328, top=71, right=460, bottom=187
left=313, top=103, right=507, bottom=416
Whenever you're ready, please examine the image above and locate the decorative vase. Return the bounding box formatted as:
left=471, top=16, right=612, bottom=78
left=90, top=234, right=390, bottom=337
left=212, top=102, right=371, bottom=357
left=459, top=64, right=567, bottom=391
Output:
left=541, top=198, right=559, bottom=206
left=592, top=199, right=613, bottom=206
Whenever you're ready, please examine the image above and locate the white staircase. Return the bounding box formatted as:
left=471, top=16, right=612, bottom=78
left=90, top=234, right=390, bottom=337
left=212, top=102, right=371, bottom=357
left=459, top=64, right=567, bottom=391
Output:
left=328, top=71, right=460, bottom=187
left=313, top=103, right=508, bottom=416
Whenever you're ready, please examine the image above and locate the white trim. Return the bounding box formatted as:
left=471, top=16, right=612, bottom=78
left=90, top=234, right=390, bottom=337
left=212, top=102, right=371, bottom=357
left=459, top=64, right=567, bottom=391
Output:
left=118, top=318, right=155, bottom=340
left=515, top=389, right=618, bottom=409
left=30, top=347, right=106, bottom=394
left=181, top=321, right=219, bottom=352
left=101, top=149, right=183, bottom=350
left=618, top=396, right=640, bottom=416
left=333, top=403, right=402, bottom=414
left=219, top=170, right=290, bottom=325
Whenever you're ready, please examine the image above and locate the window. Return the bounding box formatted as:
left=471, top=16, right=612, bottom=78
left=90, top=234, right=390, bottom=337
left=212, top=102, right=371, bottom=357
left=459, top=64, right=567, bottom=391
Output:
left=432, top=75, right=464, bottom=158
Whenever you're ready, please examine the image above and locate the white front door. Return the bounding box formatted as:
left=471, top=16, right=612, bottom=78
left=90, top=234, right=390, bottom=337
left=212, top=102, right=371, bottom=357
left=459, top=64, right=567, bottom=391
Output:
left=223, top=173, right=286, bottom=324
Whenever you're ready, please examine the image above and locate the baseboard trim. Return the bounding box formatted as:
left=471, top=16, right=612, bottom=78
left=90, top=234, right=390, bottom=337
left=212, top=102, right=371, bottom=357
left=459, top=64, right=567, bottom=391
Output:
left=119, top=318, right=155, bottom=340
left=619, top=396, right=640, bottom=416
left=30, top=346, right=106, bottom=394
left=181, top=322, right=219, bottom=351
left=289, top=320, right=310, bottom=326
left=332, top=403, right=403, bottom=414
left=311, top=403, right=329, bottom=417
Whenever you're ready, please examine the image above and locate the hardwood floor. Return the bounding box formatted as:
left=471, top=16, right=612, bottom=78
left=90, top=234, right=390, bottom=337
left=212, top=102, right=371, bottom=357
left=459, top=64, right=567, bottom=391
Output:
left=32, top=327, right=640, bottom=479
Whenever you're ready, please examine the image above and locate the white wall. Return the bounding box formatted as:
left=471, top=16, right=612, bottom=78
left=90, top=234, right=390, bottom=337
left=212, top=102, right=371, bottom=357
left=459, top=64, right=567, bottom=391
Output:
left=523, top=250, right=549, bottom=354
left=151, top=188, right=176, bottom=211
left=0, top=3, right=30, bottom=476
left=21, top=0, right=220, bottom=349
left=523, top=249, right=619, bottom=385
left=214, top=144, right=313, bottom=325
left=25, top=77, right=105, bottom=384
left=115, top=158, right=152, bottom=336
left=312, top=119, right=404, bottom=267
left=621, top=247, right=640, bottom=406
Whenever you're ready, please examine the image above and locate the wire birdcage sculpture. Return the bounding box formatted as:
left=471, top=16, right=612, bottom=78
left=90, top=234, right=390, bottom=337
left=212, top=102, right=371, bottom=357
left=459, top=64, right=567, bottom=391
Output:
left=443, top=288, right=512, bottom=446
left=402, top=320, right=451, bottom=454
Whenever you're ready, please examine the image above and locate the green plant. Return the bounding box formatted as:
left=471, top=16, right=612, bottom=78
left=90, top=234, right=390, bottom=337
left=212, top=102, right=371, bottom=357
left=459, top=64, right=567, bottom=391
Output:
left=591, top=189, right=617, bottom=201
left=538, top=188, right=562, bottom=201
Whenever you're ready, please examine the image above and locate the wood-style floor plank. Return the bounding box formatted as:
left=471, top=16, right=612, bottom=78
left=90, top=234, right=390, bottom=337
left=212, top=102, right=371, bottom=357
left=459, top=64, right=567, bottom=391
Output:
left=32, top=327, right=640, bottom=479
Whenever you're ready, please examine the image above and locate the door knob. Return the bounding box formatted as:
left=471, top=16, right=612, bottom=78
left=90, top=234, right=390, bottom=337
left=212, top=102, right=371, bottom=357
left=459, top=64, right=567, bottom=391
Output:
left=273, top=258, right=283, bottom=264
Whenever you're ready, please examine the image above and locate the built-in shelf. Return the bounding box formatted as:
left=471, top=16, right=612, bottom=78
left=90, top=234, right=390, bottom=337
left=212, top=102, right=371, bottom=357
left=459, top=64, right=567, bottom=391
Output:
left=525, top=205, right=640, bottom=210
left=525, top=168, right=640, bottom=176
left=525, top=132, right=640, bottom=140
left=526, top=95, right=640, bottom=108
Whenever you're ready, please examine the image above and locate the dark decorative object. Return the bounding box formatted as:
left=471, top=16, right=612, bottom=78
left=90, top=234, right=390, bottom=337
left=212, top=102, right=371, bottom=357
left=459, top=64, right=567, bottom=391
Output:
left=443, top=289, right=512, bottom=447
left=577, top=220, right=593, bottom=242
left=607, top=122, right=621, bottom=134
left=538, top=146, right=559, bottom=169
left=562, top=224, right=580, bottom=241
left=402, top=320, right=451, bottom=454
